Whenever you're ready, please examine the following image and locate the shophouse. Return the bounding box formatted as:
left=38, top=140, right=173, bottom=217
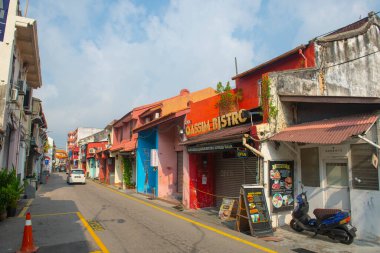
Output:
left=133, top=88, right=216, bottom=202
left=261, top=12, right=380, bottom=241
left=77, top=129, right=109, bottom=178
left=180, top=44, right=314, bottom=210
left=25, top=98, right=48, bottom=182
left=94, top=121, right=115, bottom=184
left=66, top=127, right=102, bottom=170
left=0, top=0, right=43, bottom=181
left=110, top=108, right=145, bottom=188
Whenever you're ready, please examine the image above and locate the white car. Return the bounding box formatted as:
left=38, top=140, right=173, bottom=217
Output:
left=67, top=169, right=86, bottom=184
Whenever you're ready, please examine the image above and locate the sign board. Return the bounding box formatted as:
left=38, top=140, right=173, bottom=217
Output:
left=185, top=109, right=248, bottom=137
left=218, top=198, right=235, bottom=220
left=321, top=145, right=348, bottom=157
left=150, top=149, right=158, bottom=167
left=188, top=144, right=234, bottom=153
left=236, top=148, right=248, bottom=158
left=236, top=185, right=272, bottom=237
left=44, top=159, right=49, bottom=166
left=0, top=0, right=10, bottom=41
left=269, top=161, right=294, bottom=213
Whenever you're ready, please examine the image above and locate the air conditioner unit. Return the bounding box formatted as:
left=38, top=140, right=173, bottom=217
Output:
left=11, top=88, right=18, bottom=102
left=89, top=148, right=96, bottom=154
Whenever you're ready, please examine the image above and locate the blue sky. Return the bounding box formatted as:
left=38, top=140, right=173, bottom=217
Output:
left=19, top=0, right=380, bottom=148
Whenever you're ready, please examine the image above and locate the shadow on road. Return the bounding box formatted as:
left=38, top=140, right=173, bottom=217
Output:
left=0, top=172, right=99, bottom=253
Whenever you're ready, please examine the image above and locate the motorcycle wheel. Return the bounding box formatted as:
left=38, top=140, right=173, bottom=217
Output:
left=339, top=231, right=354, bottom=245
left=290, top=219, right=304, bottom=232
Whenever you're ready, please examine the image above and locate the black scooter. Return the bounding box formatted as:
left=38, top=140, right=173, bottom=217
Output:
left=290, top=187, right=357, bottom=244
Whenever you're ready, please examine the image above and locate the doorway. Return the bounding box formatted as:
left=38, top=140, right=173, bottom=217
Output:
left=323, top=160, right=350, bottom=211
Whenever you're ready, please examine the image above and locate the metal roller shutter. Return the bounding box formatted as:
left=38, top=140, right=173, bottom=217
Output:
left=215, top=153, right=258, bottom=207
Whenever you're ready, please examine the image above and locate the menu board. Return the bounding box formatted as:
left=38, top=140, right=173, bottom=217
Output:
left=240, top=185, right=272, bottom=237
left=269, top=161, right=294, bottom=213
left=218, top=198, right=235, bottom=221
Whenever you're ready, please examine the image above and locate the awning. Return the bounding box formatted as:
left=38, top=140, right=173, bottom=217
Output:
left=15, top=16, right=42, bottom=88
left=110, top=138, right=137, bottom=152
left=134, top=109, right=189, bottom=133
left=270, top=113, right=378, bottom=144
left=181, top=124, right=252, bottom=146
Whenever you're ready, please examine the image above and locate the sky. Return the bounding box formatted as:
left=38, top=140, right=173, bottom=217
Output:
left=19, top=0, right=380, bottom=148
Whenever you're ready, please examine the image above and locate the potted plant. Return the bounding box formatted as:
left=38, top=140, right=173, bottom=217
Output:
left=5, top=170, right=24, bottom=217
left=0, top=187, right=8, bottom=221
left=0, top=169, right=10, bottom=221
left=6, top=183, right=23, bottom=217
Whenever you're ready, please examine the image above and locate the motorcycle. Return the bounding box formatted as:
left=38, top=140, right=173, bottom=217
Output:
left=290, top=186, right=357, bottom=244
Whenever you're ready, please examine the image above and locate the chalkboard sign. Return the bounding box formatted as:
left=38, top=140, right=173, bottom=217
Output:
left=269, top=161, right=294, bottom=213
left=236, top=185, right=273, bottom=237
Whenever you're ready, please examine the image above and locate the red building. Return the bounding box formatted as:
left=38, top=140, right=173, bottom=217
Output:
left=182, top=44, right=315, bottom=209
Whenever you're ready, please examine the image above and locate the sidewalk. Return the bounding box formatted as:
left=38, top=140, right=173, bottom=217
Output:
left=102, top=180, right=380, bottom=253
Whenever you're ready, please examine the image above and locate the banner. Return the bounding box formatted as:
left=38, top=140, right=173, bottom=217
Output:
left=0, top=0, right=10, bottom=41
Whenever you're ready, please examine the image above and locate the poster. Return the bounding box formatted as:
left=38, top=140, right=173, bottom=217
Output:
left=218, top=198, right=234, bottom=220
left=269, top=161, right=294, bottom=212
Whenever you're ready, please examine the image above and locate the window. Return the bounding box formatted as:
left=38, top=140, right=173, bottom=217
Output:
left=300, top=147, right=320, bottom=187
left=326, top=163, right=348, bottom=186
left=351, top=144, right=379, bottom=190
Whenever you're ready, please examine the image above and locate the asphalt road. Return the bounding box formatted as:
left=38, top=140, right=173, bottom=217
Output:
left=0, top=172, right=287, bottom=253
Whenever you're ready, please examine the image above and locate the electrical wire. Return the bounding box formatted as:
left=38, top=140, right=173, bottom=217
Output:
left=320, top=50, right=380, bottom=70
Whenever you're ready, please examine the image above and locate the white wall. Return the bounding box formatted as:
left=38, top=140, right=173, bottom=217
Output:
left=351, top=190, right=380, bottom=242
left=114, top=156, right=122, bottom=185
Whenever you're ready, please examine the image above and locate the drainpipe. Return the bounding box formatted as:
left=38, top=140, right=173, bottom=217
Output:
left=242, top=134, right=265, bottom=186
left=358, top=135, right=380, bottom=149
left=298, top=49, right=308, bottom=68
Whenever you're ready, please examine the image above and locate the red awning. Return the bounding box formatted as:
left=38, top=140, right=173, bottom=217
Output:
left=110, top=138, right=137, bottom=152
left=270, top=113, right=378, bottom=144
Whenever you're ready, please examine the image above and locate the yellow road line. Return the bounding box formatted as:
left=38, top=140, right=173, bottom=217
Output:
left=89, top=251, right=102, bottom=253
left=94, top=182, right=277, bottom=253
left=18, top=199, right=34, bottom=218
left=77, top=212, right=109, bottom=253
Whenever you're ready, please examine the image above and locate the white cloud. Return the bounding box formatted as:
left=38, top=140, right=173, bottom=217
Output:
left=27, top=0, right=380, bottom=146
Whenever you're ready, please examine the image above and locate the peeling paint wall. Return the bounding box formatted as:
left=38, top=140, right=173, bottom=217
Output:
left=316, top=25, right=380, bottom=97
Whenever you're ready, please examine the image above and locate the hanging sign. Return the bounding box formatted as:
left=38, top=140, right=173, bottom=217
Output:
left=269, top=161, right=294, bottom=213
left=150, top=149, right=158, bottom=167
left=0, top=0, right=10, bottom=42
left=236, top=148, right=248, bottom=158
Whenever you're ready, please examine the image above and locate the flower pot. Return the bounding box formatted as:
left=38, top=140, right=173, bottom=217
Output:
left=0, top=210, right=7, bottom=221
left=6, top=206, right=17, bottom=217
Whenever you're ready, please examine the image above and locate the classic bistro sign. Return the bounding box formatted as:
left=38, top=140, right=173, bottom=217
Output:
left=185, top=109, right=248, bottom=136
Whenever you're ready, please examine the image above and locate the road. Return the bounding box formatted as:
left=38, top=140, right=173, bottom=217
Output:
left=1, top=172, right=286, bottom=253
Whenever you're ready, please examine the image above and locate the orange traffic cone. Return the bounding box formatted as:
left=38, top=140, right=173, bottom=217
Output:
left=17, top=212, right=39, bottom=253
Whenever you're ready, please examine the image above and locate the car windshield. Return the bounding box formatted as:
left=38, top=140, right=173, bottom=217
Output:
left=71, top=170, right=84, bottom=174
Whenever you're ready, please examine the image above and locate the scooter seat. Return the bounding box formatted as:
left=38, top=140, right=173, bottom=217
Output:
left=313, top=208, right=341, bottom=221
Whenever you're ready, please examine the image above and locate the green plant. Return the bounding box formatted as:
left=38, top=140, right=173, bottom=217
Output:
left=0, top=169, right=24, bottom=209
left=215, top=81, right=243, bottom=114
left=122, top=157, right=133, bottom=187
left=261, top=75, right=278, bottom=121
left=5, top=170, right=24, bottom=208
left=0, top=187, right=8, bottom=212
